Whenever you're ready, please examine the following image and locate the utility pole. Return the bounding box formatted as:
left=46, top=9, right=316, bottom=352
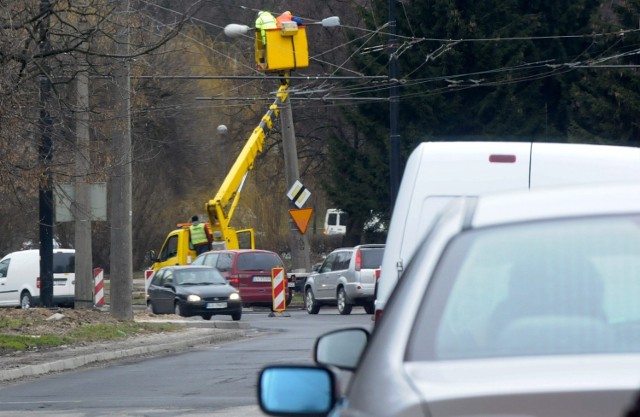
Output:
left=388, top=0, right=401, bottom=210
left=38, top=0, right=54, bottom=308
left=110, top=3, right=133, bottom=320
left=280, top=76, right=311, bottom=273
left=74, top=14, right=94, bottom=309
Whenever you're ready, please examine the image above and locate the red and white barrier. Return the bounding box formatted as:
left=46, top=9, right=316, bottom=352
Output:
left=94, top=268, right=104, bottom=306
left=144, top=269, right=154, bottom=294
left=271, top=267, right=286, bottom=312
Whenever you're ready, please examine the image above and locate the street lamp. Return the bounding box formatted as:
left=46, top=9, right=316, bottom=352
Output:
left=217, top=124, right=228, bottom=181
left=223, top=16, right=340, bottom=38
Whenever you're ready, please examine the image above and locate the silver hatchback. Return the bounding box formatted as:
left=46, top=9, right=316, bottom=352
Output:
left=304, top=244, right=384, bottom=315
left=258, top=182, right=640, bottom=417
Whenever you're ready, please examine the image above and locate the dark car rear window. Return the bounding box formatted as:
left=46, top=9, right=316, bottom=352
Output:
left=361, top=248, right=384, bottom=269
left=237, top=253, right=283, bottom=271
left=53, top=253, right=75, bottom=274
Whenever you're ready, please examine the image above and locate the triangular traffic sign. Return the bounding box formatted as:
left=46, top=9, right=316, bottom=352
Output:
left=289, top=208, right=314, bottom=234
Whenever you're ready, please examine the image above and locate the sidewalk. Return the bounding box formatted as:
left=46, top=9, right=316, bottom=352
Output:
left=0, top=318, right=249, bottom=383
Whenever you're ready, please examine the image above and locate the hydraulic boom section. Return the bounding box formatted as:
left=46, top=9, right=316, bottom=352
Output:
left=205, top=79, right=290, bottom=249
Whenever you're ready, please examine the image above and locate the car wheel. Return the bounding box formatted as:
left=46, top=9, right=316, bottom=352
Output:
left=201, top=313, right=213, bottom=320
left=147, top=300, right=158, bottom=314
left=364, top=301, right=375, bottom=315
left=174, top=302, right=184, bottom=317
left=231, top=311, right=242, bottom=321
left=337, top=288, right=352, bottom=315
left=305, top=288, right=320, bottom=314
left=20, top=291, right=32, bottom=309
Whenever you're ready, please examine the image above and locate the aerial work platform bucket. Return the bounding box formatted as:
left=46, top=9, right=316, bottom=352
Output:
left=255, top=24, right=309, bottom=71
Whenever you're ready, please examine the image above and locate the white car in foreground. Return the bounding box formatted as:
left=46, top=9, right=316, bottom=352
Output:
left=258, top=182, right=640, bottom=417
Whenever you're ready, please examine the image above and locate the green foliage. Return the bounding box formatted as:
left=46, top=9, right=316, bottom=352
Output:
left=0, top=316, right=23, bottom=329
left=325, top=0, right=640, bottom=236
left=0, top=334, right=69, bottom=351
left=68, top=322, right=178, bottom=342
left=322, top=107, right=391, bottom=245
left=0, top=313, right=180, bottom=353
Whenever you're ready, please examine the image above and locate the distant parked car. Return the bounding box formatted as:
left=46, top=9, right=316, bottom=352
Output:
left=257, top=182, right=640, bottom=417
left=0, top=249, right=75, bottom=308
left=147, top=265, right=242, bottom=321
left=191, top=249, right=290, bottom=308
left=304, top=244, right=384, bottom=315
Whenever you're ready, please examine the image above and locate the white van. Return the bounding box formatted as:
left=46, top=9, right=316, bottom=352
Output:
left=0, top=249, right=76, bottom=308
left=375, top=141, right=640, bottom=318
left=323, top=209, right=347, bottom=235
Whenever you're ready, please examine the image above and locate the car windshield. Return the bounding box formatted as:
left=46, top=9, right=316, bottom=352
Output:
left=408, top=214, right=640, bottom=361
left=174, top=269, right=227, bottom=285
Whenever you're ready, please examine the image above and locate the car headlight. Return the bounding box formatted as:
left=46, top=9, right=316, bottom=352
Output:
left=229, top=292, right=240, bottom=300
left=187, top=294, right=201, bottom=302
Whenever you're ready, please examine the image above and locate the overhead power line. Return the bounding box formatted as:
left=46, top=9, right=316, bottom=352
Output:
left=132, top=75, right=387, bottom=80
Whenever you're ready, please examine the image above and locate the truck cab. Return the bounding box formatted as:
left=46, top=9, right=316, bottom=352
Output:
left=149, top=227, right=197, bottom=271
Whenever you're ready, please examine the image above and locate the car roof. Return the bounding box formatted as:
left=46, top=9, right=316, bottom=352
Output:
left=201, top=249, right=278, bottom=255
left=160, top=265, right=214, bottom=271
left=330, top=247, right=354, bottom=252
left=463, top=182, right=640, bottom=229
left=1, top=248, right=75, bottom=260
left=330, top=244, right=385, bottom=253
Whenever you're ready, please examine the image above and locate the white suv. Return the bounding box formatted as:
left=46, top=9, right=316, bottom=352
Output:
left=304, top=244, right=384, bottom=315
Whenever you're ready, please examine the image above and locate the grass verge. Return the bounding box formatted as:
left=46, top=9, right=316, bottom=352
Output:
left=0, top=309, right=181, bottom=353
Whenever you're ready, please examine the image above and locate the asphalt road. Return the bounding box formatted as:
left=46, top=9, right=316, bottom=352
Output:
left=0, top=306, right=374, bottom=417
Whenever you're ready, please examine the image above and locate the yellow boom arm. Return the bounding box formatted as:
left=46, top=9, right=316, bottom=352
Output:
left=205, top=78, right=290, bottom=248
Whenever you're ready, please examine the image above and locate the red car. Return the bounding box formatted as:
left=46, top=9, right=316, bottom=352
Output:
left=191, top=249, right=290, bottom=308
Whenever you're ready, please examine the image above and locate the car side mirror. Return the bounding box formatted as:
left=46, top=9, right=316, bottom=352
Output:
left=314, top=327, right=369, bottom=370
left=258, top=366, right=336, bottom=416
left=147, top=250, right=156, bottom=263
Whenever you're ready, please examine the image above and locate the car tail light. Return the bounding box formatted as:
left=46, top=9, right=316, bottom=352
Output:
left=375, top=269, right=380, bottom=281
left=374, top=309, right=383, bottom=322
left=355, top=249, right=362, bottom=271
left=37, top=277, right=41, bottom=289
left=228, top=275, right=239, bottom=286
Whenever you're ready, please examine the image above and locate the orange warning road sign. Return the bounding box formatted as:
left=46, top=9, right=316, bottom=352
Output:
left=289, top=208, right=313, bottom=234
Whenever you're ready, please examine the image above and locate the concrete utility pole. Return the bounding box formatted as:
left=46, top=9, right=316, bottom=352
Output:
left=38, top=0, right=54, bottom=308
left=110, top=4, right=133, bottom=320
left=74, top=15, right=94, bottom=309
left=280, top=90, right=311, bottom=272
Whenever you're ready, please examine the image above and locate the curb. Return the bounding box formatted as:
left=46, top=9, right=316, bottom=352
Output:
left=0, top=326, right=246, bottom=382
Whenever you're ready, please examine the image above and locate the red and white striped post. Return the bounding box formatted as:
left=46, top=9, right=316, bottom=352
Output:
left=271, top=267, right=286, bottom=312
left=144, top=269, right=154, bottom=294
left=94, top=268, right=105, bottom=307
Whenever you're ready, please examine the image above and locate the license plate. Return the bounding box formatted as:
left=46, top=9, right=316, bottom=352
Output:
left=288, top=282, right=295, bottom=287
left=206, top=302, right=227, bottom=309
left=252, top=276, right=271, bottom=283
